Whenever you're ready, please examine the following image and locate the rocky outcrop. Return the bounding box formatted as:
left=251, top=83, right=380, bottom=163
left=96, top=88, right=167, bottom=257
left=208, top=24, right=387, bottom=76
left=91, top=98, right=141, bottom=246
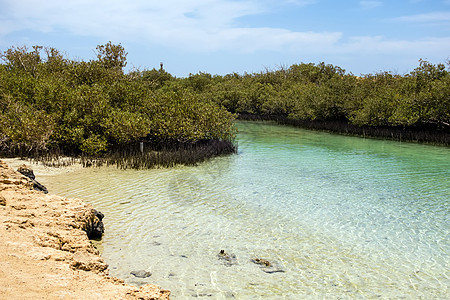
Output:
left=15, top=163, right=104, bottom=239
left=0, top=160, right=170, bottom=299
left=16, top=164, right=48, bottom=193
left=81, top=209, right=105, bottom=240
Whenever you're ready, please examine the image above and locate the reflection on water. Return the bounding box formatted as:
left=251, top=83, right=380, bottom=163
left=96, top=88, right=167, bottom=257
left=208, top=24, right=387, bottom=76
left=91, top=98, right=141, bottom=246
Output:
left=41, top=121, right=450, bottom=299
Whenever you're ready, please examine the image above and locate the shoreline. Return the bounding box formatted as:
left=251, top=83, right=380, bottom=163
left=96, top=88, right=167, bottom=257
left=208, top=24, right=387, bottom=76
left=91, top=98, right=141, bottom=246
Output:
left=237, top=114, right=450, bottom=146
left=0, top=159, right=170, bottom=299
left=0, top=138, right=237, bottom=170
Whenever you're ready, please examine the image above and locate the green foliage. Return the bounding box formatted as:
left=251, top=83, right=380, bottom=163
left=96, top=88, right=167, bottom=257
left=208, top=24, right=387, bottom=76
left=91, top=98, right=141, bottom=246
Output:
left=80, top=134, right=108, bottom=155
left=191, top=60, right=449, bottom=131
left=139, top=68, right=174, bottom=89
left=0, top=44, right=236, bottom=157
left=96, top=41, right=127, bottom=71
left=1, top=43, right=448, bottom=157
left=2, top=45, right=43, bottom=77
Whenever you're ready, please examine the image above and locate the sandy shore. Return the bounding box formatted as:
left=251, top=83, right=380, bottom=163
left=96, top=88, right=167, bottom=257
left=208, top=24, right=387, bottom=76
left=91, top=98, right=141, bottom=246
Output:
left=0, top=159, right=170, bottom=299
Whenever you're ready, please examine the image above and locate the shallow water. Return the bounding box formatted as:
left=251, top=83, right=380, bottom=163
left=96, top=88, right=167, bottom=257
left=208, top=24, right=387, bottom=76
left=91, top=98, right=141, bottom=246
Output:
left=41, top=121, right=449, bottom=299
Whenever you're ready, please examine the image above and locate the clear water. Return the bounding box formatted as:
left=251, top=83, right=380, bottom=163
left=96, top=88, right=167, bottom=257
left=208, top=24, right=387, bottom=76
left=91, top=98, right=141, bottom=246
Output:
left=41, top=121, right=449, bottom=299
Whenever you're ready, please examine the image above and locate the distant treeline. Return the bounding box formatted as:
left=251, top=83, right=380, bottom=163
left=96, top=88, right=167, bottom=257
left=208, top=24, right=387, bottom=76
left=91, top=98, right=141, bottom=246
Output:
left=1, top=43, right=449, bottom=167
left=0, top=43, right=236, bottom=167
left=173, top=60, right=449, bottom=144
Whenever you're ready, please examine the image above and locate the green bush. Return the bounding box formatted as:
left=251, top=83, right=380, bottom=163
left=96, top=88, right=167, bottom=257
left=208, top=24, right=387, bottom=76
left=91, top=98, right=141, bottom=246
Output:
left=0, top=43, right=236, bottom=157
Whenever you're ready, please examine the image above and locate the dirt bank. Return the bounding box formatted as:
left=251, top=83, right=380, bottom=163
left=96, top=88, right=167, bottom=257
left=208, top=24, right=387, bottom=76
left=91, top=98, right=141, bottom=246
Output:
left=0, top=160, right=170, bottom=299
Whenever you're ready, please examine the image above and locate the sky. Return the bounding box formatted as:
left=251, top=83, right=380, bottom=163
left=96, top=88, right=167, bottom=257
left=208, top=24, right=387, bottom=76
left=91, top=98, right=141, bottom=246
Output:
left=1, top=0, right=450, bottom=77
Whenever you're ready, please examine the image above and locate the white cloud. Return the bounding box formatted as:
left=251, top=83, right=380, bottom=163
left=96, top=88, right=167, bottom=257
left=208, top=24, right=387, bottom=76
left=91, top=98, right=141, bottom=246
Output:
left=359, top=1, right=383, bottom=10
left=337, top=35, right=450, bottom=57
left=280, top=0, right=317, bottom=6
left=0, top=0, right=336, bottom=53
left=0, top=0, right=449, bottom=70
left=393, top=11, right=450, bottom=24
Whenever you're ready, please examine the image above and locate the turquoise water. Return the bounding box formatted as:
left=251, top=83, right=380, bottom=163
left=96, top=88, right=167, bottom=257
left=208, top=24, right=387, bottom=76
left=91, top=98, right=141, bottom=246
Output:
left=41, top=121, right=449, bottom=299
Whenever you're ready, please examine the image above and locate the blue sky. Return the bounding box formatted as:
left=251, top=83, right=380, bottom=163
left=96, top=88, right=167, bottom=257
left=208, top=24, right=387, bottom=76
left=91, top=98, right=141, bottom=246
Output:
left=1, top=0, right=449, bottom=77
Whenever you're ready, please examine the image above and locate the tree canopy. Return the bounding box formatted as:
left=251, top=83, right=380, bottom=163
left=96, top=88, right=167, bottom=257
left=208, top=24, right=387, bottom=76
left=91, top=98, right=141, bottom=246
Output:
left=0, top=43, right=235, bottom=156
left=1, top=43, right=448, bottom=160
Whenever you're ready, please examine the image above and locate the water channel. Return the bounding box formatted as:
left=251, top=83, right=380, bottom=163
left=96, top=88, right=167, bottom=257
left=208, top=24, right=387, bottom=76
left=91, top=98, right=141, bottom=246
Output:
left=40, top=121, right=449, bottom=299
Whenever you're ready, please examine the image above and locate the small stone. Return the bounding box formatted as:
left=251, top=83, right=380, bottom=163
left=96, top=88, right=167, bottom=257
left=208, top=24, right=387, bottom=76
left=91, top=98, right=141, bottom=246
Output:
left=195, top=283, right=206, bottom=287
left=251, top=258, right=285, bottom=273
left=218, top=250, right=238, bottom=267
left=130, top=270, right=152, bottom=278
left=252, top=258, right=271, bottom=267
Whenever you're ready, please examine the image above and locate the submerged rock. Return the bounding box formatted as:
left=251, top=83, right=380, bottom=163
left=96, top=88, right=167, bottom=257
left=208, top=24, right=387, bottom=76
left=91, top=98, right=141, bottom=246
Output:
left=131, top=270, right=152, bottom=278
left=218, top=250, right=238, bottom=267
left=251, top=258, right=285, bottom=273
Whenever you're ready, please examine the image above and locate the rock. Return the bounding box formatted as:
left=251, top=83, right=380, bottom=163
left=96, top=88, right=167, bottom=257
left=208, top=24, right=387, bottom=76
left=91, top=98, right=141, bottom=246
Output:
left=16, top=164, right=48, bottom=194
left=31, top=180, right=48, bottom=194
left=251, top=258, right=285, bottom=273
left=126, top=284, right=170, bottom=300
left=17, top=164, right=35, bottom=180
left=84, top=209, right=104, bottom=240
left=0, top=195, right=6, bottom=206
left=95, top=209, right=104, bottom=221
left=252, top=258, right=271, bottom=267
left=0, top=160, right=171, bottom=299
left=218, top=250, right=238, bottom=267
left=131, top=270, right=152, bottom=278
left=70, top=251, right=108, bottom=273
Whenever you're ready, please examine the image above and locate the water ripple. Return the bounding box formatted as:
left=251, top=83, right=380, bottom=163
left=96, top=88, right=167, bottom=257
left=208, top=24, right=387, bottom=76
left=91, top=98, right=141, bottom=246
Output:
left=41, top=121, right=450, bottom=299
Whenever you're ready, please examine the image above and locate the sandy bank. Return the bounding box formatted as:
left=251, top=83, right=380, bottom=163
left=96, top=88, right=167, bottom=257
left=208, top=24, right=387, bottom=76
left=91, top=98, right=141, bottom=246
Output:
left=0, top=160, right=170, bottom=299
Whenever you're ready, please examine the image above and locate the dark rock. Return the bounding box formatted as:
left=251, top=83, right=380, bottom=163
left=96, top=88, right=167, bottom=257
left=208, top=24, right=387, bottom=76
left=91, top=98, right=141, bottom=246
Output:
left=218, top=250, right=238, bottom=267
left=252, top=258, right=271, bottom=267
left=85, top=209, right=104, bottom=240
left=0, top=195, right=6, bottom=206
left=17, top=164, right=35, bottom=180
left=31, top=179, right=48, bottom=194
left=130, top=270, right=152, bottom=278
left=251, top=258, right=285, bottom=273
left=95, top=209, right=104, bottom=221
left=17, top=165, right=48, bottom=194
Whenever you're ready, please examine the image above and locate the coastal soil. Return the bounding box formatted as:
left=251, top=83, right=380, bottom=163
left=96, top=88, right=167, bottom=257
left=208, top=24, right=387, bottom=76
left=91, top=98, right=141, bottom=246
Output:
left=0, top=160, right=170, bottom=300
